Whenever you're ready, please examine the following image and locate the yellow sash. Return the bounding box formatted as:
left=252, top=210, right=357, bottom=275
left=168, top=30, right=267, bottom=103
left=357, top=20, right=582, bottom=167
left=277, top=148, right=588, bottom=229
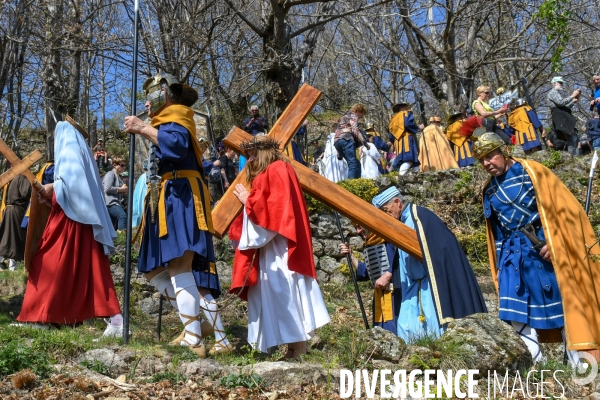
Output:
left=135, top=170, right=214, bottom=242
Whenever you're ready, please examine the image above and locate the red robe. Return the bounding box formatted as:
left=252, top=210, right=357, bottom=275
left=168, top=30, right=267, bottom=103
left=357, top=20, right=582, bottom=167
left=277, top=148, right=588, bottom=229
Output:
left=17, top=194, right=121, bottom=324
left=230, top=160, right=315, bottom=300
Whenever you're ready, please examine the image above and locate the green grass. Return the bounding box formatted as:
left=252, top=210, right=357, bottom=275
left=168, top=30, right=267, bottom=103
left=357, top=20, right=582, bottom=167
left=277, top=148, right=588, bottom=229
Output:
left=219, top=372, right=264, bottom=389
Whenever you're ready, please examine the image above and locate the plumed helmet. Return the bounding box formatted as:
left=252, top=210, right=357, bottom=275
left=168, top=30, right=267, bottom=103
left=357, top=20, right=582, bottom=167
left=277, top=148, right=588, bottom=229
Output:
left=473, top=132, right=508, bottom=159
left=143, top=72, right=199, bottom=114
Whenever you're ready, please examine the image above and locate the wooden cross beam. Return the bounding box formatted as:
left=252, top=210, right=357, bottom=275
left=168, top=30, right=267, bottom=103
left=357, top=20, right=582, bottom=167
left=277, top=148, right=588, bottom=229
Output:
left=211, top=84, right=422, bottom=260
left=0, top=138, right=43, bottom=189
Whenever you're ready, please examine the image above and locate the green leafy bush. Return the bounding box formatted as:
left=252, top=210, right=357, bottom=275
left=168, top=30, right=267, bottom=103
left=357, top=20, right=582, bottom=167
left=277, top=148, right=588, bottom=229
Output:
left=306, top=178, right=380, bottom=213
left=0, top=341, right=52, bottom=378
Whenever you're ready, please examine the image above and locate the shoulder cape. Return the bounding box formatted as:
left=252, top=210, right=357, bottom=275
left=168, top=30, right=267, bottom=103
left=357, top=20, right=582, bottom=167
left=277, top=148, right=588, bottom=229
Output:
left=150, top=104, right=214, bottom=233
left=230, top=160, right=315, bottom=300
left=484, top=158, right=600, bottom=350
left=445, top=120, right=468, bottom=147
left=409, top=204, right=487, bottom=324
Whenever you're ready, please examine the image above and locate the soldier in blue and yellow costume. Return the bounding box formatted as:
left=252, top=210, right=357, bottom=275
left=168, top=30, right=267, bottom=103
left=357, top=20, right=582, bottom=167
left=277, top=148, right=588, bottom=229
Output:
left=340, top=227, right=400, bottom=334
left=475, top=132, right=600, bottom=366
left=125, top=73, right=231, bottom=358
left=389, top=103, right=423, bottom=175
left=507, top=99, right=544, bottom=154
left=445, top=111, right=475, bottom=167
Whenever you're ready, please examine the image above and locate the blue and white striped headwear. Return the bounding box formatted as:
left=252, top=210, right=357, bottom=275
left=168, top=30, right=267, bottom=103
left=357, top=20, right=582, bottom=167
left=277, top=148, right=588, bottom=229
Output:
left=372, top=187, right=401, bottom=209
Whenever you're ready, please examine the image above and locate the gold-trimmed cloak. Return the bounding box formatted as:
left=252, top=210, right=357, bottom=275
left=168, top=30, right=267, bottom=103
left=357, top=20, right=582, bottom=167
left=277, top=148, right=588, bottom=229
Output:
left=484, top=158, right=600, bottom=353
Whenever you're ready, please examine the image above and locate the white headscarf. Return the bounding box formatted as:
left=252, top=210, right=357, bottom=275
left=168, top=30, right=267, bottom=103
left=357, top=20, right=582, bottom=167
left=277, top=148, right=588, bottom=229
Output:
left=53, top=121, right=116, bottom=254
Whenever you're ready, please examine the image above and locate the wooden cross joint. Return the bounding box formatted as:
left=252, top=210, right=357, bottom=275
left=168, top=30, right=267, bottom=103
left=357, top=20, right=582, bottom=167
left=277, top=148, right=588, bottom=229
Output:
left=211, top=84, right=423, bottom=260
left=0, top=138, right=43, bottom=190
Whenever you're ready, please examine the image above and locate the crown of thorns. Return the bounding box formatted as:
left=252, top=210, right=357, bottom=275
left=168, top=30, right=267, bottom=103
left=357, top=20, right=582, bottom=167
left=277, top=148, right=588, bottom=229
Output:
left=239, top=136, right=280, bottom=151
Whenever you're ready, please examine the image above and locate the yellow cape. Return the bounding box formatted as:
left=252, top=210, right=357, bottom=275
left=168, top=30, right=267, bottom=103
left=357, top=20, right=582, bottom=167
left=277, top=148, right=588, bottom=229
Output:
left=508, top=106, right=538, bottom=145
left=389, top=111, right=412, bottom=155
left=484, top=158, right=600, bottom=352
left=419, top=125, right=459, bottom=172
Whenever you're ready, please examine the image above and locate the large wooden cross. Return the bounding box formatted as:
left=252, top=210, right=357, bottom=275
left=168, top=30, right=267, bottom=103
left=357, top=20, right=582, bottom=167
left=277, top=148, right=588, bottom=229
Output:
left=212, top=84, right=422, bottom=259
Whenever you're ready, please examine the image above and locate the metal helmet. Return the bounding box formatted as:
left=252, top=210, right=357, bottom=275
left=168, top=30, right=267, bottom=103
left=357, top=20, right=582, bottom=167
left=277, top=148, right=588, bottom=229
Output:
left=198, top=137, right=209, bottom=152
left=473, top=132, right=509, bottom=160
left=143, top=72, right=199, bottom=114
left=513, top=98, right=527, bottom=108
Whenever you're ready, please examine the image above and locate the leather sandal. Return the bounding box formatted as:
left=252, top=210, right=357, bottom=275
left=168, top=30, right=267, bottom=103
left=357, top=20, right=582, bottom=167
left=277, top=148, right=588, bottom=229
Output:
left=169, top=320, right=214, bottom=345
left=209, top=330, right=233, bottom=355
left=181, top=337, right=206, bottom=358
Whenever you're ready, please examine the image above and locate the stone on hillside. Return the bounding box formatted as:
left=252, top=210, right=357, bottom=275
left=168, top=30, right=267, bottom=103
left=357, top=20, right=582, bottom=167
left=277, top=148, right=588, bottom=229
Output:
left=349, top=236, right=364, bottom=251
left=329, top=272, right=348, bottom=285
left=79, top=348, right=126, bottom=372
left=357, top=326, right=407, bottom=362
left=316, top=269, right=330, bottom=283
left=216, top=261, right=231, bottom=286
left=321, top=239, right=343, bottom=258
left=438, top=313, right=531, bottom=373
left=138, top=293, right=172, bottom=317
left=315, top=214, right=339, bottom=238
left=318, top=256, right=340, bottom=274
left=241, top=361, right=336, bottom=389
left=178, top=359, right=224, bottom=377
left=312, top=238, right=324, bottom=257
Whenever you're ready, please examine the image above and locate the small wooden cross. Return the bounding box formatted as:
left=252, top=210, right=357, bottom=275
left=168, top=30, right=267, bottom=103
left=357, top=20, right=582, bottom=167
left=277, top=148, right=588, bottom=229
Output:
left=211, top=84, right=422, bottom=260
left=0, top=138, right=43, bottom=189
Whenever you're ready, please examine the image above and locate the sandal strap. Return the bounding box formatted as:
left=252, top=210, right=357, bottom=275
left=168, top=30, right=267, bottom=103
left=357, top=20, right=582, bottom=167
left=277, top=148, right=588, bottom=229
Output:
left=180, top=312, right=202, bottom=328
left=212, top=335, right=229, bottom=348
left=162, top=288, right=177, bottom=303
left=181, top=337, right=204, bottom=347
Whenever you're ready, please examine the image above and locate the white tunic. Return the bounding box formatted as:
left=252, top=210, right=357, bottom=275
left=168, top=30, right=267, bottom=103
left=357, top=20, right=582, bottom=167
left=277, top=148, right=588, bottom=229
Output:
left=239, top=211, right=330, bottom=353
left=360, top=144, right=381, bottom=179
left=319, top=132, right=348, bottom=183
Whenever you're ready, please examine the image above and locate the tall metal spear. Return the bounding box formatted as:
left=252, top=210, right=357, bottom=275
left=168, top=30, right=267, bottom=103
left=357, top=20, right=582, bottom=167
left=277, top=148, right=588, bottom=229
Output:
left=334, top=211, right=369, bottom=330
left=585, top=150, right=598, bottom=215
left=123, top=0, right=140, bottom=344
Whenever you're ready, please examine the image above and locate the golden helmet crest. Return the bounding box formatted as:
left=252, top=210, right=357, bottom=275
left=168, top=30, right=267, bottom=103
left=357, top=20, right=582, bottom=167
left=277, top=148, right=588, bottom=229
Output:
left=473, top=132, right=508, bottom=159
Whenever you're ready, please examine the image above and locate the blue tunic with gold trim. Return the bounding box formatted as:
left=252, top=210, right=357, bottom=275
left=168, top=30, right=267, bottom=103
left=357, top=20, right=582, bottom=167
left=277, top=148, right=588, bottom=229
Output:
left=137, top=122, right=220, bottom=297
left=389, top=111, right=420, bottom=168
left=484, top=162, right=563, bottom=329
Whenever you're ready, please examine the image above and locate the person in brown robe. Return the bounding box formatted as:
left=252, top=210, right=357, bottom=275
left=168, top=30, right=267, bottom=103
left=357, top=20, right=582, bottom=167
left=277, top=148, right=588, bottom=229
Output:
left=0, top=174, right=32, bottom=270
